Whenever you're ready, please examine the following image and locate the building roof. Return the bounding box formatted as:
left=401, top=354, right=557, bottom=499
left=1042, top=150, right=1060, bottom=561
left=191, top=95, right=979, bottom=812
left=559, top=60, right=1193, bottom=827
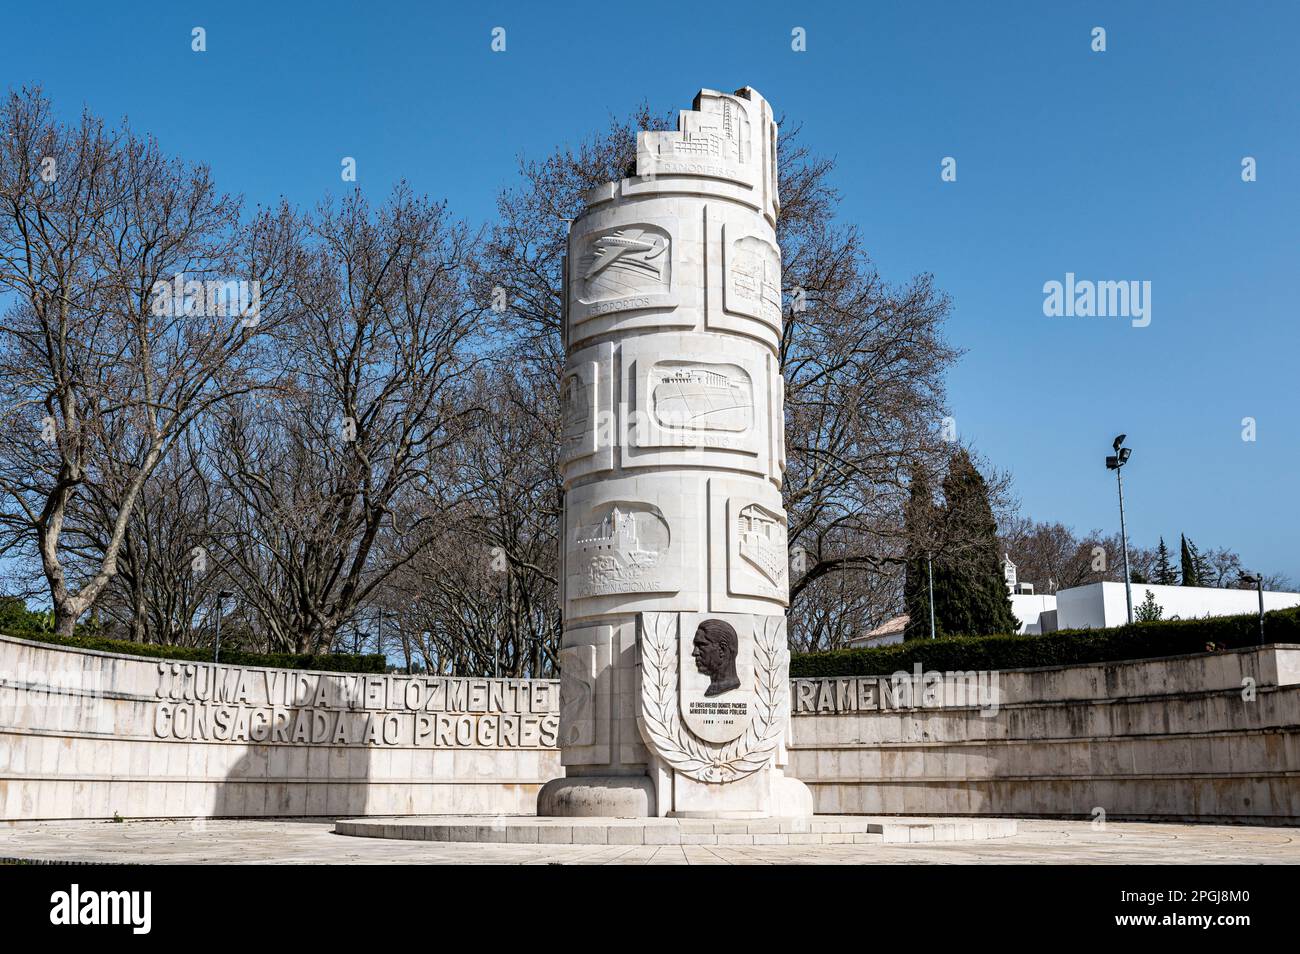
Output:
left=865, top=614, right=910, bottom=638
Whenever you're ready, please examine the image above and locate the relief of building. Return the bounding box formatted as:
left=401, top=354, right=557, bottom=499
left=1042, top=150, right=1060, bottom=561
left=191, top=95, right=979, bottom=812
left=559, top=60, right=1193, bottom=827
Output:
left=729, top=235, right=782, bottom=325
left=736, top=503, right=787, bottom=591
left=560, top=372, right=589, bottom=452
left=653, top=96, right=750, bottom=166
left=651, top=363, right=752, bottom=433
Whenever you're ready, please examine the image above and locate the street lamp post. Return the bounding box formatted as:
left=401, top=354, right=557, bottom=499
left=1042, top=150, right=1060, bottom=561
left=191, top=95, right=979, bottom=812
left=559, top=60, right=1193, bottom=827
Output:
left=212, top=590, right=234, bottom=664
left=927, top=551, right=936, bottom=640
left=1240, top=573, right=1265, bottom=645
left=1105, top=435, right=1134, bottom=625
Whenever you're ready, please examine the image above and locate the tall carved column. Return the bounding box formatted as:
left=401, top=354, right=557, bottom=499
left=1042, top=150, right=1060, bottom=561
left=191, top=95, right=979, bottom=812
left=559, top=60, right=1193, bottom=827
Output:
left=538, top=88, right=811, bottom=818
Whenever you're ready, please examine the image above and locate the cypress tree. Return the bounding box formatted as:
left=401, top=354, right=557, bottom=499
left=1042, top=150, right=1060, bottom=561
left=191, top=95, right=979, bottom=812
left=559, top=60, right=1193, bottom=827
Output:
left=902, top=464, right=939, bottom=640
left=1180, top=534, right=1201, bottom=587
left=1192, top=542, right=1216, bottom=588
left=930, top=450, right=1018, bottom=637
left=1154, top=537, right=1177, bottom=585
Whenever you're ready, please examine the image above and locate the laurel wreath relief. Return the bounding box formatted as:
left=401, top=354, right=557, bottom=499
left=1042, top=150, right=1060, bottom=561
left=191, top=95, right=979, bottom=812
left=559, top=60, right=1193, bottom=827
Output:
left=637, top=612, right=787, bottom=783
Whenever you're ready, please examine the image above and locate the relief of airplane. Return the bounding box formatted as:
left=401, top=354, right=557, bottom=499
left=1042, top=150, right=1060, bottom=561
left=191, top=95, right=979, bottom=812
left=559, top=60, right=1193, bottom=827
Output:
left=583, top=229, right=667, bottom=279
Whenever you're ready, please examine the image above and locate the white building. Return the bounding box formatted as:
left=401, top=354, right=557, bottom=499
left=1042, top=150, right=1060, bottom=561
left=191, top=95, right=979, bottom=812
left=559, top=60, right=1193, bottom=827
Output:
left=1010, top=580, right=1300, bottom=634
left=1009, top=593, right=1059, bottom=635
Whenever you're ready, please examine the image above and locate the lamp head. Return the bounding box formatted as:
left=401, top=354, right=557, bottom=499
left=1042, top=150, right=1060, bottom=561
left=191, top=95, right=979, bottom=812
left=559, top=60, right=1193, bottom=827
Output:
left=1105, top=455, right=1119, bottom=470
left=1113, top=434, right=1126, bottom=452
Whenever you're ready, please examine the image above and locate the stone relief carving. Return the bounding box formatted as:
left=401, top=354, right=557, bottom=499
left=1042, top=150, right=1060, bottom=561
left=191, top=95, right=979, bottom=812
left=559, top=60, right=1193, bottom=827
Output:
left=637, top=92, right=758, bottom=184
left=558, top=644, right=596, bottom=747
left=559, top=342, right=616, bottom=477
left=658, top=96, right=749, bottom=166
left=638, top=612, right=786, bottom=781
left=576, top=225, right=670, bottom=304
left=731, top=501, right=788, bottom=599
left=727, top=233, right=782, bottom=328
left=569, top=502, right=674, bottom=598
left=560, top=368, right=592, bottom=458
left=650, top=361, right=752, bottom=433
left=691, top=619, right=741, bottom=697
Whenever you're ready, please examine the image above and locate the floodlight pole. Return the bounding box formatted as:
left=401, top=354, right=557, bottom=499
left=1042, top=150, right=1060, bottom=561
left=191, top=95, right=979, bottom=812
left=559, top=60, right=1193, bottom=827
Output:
left=1115, top=463, right=1133, bottom=625
left=1107, top=437, right=1135, bottom=626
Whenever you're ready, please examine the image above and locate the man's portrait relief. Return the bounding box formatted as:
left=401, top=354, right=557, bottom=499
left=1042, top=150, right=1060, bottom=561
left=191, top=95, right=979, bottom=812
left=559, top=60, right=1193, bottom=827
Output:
left=692, top=619, right=741, bottom=697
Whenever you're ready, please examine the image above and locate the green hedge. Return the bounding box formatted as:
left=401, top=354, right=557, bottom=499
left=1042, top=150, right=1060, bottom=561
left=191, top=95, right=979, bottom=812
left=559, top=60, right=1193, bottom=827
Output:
left=2, top=628, right=386, bottom=674
left=791, top=606, right=1300, bottom=678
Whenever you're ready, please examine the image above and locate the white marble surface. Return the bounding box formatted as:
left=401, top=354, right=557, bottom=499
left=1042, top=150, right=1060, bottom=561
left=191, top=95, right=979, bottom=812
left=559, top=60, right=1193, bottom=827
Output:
left=549, top=87, right=806, bottom=817
left=0, top=634, right=559, bottom=821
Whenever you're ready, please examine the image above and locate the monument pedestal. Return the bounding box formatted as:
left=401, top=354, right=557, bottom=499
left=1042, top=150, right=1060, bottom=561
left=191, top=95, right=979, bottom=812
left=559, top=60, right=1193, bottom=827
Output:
left=536, top=775, right=656, bottom=818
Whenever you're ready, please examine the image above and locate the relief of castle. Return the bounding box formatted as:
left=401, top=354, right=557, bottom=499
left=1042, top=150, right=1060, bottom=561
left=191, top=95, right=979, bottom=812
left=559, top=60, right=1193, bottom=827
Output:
left=572, top=505, right=667, bottom=595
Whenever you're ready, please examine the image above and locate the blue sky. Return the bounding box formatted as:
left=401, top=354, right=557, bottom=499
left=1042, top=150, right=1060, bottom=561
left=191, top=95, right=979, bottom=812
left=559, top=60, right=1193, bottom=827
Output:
left=3, top=0, right=1297, bottom=582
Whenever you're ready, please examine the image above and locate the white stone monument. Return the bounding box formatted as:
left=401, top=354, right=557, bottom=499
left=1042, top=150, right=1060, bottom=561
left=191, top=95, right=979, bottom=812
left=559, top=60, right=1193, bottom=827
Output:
left=538, top=87, right=813, bottom=818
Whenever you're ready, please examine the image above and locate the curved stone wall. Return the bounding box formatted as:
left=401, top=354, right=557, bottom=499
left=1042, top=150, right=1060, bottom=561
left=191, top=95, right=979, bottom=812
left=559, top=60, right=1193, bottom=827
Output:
left=0, top=634, right=559, bottom=822
left=5, top=633, right=1297, bottom=823
left=788, top=646, right=1300, bottom=823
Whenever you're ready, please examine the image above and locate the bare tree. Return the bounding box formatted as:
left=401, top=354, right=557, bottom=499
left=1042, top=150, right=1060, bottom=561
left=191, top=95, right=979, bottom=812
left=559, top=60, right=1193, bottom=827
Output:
left=204, top=185, right=482, bottom=653
left=0, top=87, right=298, bottom=635
left=72, top=435, right=220, bottom=644
left=779, top=131, right=961, bottom=612
left=998, top=517, right=1137, bottom=592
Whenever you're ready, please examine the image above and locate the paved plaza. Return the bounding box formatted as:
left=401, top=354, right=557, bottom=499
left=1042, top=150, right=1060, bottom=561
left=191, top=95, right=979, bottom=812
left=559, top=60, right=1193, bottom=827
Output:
left=1, top=818, right=1297, bottom=864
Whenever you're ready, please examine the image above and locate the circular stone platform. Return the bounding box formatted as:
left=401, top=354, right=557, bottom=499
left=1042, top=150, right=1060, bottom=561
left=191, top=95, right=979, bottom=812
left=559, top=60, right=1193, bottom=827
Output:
left=334, top=815, right=1017, bottom=846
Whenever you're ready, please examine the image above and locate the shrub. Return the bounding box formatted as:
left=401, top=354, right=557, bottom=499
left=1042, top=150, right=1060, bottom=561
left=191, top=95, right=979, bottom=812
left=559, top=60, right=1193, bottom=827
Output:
left=0, top=597, right=51, bottom=635
left=791, top=606, right=1300, bottom=678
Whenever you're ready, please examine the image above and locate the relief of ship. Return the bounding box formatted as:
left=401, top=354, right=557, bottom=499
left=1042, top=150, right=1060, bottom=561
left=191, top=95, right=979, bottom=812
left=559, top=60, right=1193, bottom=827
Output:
left=652, top=366, right=751, bottom=432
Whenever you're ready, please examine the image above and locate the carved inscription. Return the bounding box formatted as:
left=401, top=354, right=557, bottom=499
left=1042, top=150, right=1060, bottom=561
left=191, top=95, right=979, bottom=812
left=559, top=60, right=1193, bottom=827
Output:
left=150, top=663, right=559, bottom=748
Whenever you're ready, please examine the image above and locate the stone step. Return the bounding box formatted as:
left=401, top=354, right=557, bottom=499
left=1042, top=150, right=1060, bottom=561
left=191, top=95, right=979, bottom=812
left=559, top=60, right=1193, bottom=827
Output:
left=333, top=815, right=1018, bottom=846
